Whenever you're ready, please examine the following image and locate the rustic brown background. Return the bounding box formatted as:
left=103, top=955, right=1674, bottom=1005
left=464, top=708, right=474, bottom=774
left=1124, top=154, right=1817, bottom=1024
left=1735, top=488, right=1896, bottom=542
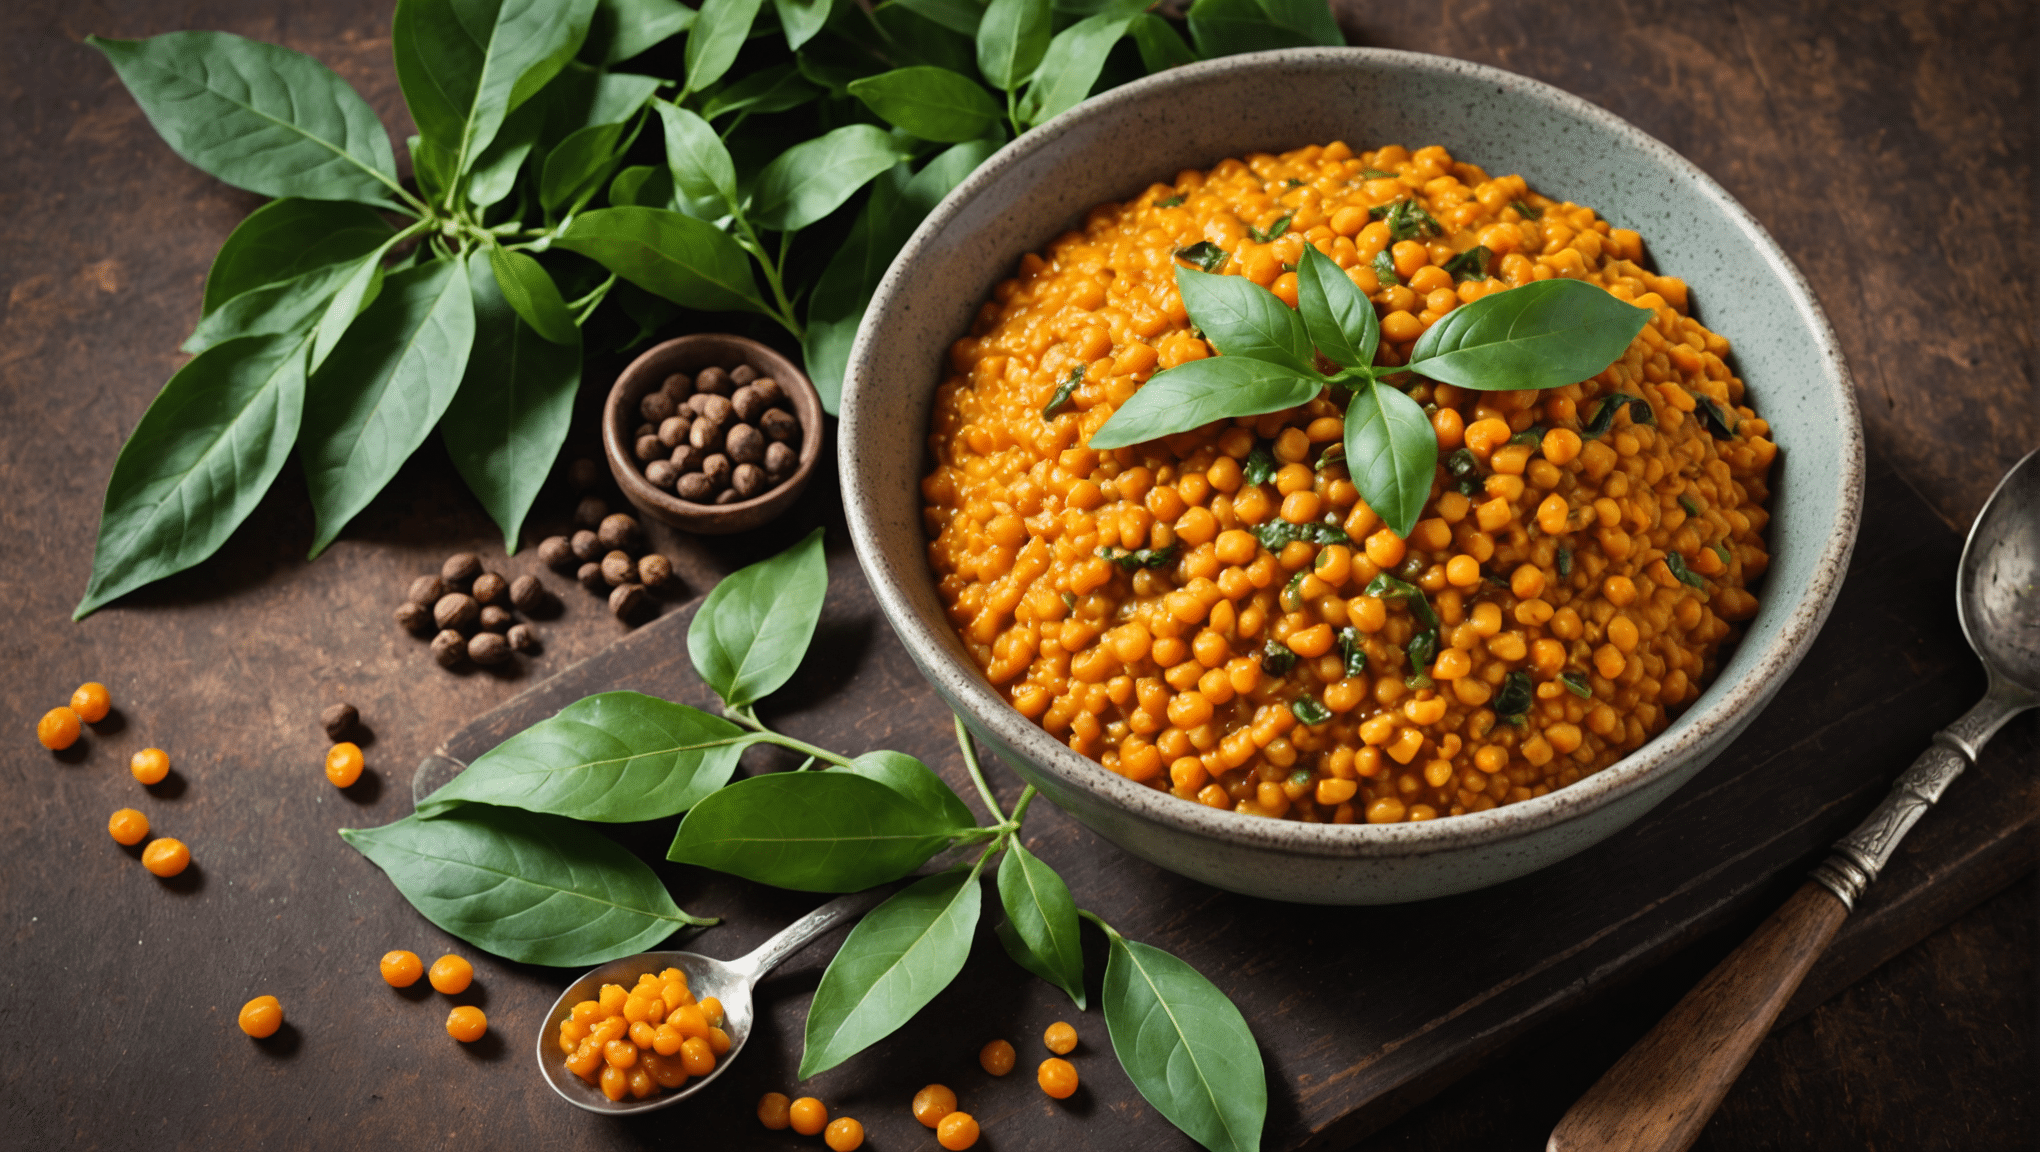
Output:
left=1, top=0, right=2032, bottom=1149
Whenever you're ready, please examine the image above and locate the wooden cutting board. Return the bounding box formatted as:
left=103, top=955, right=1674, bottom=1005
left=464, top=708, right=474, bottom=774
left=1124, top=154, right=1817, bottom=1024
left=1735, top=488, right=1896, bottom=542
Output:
left=421, top=456, right=2037, bottom=1150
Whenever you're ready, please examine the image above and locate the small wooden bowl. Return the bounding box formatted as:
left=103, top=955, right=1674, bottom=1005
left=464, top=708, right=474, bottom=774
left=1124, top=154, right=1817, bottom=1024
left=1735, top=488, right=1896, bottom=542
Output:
left=604, top=334, right=823, bottom=535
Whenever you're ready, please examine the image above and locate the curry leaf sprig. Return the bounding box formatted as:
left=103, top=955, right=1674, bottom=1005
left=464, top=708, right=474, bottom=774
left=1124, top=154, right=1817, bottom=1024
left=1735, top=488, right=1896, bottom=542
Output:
left=80, top=0, right=1344, bottom=617
left=342, top=530, right=1266, bottom=1152
left=1090, top=247, right=1654, bottom=538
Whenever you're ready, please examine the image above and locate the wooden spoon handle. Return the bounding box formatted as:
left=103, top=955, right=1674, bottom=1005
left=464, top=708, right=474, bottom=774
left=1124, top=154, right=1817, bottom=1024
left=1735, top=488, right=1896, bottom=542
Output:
left=1547, top=881, right=1849, bottom=1152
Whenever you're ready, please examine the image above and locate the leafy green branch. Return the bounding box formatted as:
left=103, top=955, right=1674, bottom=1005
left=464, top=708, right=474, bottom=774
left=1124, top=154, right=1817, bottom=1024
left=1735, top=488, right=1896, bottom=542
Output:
left=342, top=529, right=1266, bottom=1152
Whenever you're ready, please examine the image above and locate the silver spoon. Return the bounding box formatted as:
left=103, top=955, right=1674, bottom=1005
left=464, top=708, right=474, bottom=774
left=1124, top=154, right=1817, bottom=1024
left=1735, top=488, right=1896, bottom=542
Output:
left=537, top=888, right=889, bottom=1115
left=1551, top=447, right=2040, bottom=1152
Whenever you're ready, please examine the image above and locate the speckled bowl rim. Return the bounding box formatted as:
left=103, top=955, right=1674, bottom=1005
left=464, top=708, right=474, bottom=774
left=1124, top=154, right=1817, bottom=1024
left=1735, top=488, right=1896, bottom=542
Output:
left=841, top=47, right=1864, bottom=861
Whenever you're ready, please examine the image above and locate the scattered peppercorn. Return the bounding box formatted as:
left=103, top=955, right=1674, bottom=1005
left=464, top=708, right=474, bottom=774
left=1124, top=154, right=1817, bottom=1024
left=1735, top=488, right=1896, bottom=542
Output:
left=600, top=551, right=635, bottom=586
left=979, top=1038, right=1015, bottom=1076
left=610, top=583, right=647, bottom=619
left=395, top=601, right=430, bottom=633
left=569, top=457, right=603, bottom=491
left=380, top=950, right=423, bottom=988
left=321, top=702, right=358, bottom=741
left=509, top=574, right=546, bottom=613
left=37, top=706, right=81, bottom=751
left=407, top=574, right=447, bottom=605
left=142, top=837, right=190, bottom=877
left=238, top=995, right=283, bottom=1039
left=936, top=1111, right=980, bottom=1150
left=70, top=682, right=111, bottom=724
left=428, top=954, right=473, bottom=995
left=597, top=513, right=640, bottom=551
left=574, top=496, right=608, bottom=528
left=325, top=742, right=365, bottom=788
left=433, top=592, right=479, bottom=632
left=131, top=747, right=170, bottom=785
left=508, top=623, right=539, bottom=653
left=470, top=572, right=506, bottom=605
left=108, top=807, right=150, bottom=846
left=578, top=562, right=605, bottom=592
left=538, top=535, right=573, bottom=568
left=430, top=630, right=467, bottom=667
left=913, top=1084, right=957, bottom=1127
left=1037, top=1057, right=1078, bottom=1099
left=446, top=1005, right=488, bottom=1043
left=571, top=529, right=602, bottom=561
left=636, top=553, right=673, bottom=590
left=1044, top=1020, right=1078, bottom=1054
left=469, top=632, right=511, bottom=665
left=441, top=552, right=481, bottom=585
left=478, top=604, right=513, bottom=632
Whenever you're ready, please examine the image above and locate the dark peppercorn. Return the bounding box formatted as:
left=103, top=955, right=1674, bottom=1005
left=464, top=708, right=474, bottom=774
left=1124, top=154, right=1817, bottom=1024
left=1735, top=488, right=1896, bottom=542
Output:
left=688, top=419, right=725, bottom=454
left=764, top=440, right=797, bottom=478
left=577, top=562, right=605, bottom=592
left=597, top=513, right=640, bottom=551
left=729, top=364, right=757, bottom=386
left=570, top=529, right=602, bottom=562
left=702, top=454, right=732, bottom=488
left=471, top=572, right=506, bottom=606
left=637, top=553, right=673, bottom=590
left=479, top=604, right=513, bottom=632
left=760, top=408, right=798, bottom=443
left=675, top=472, right=714, bottom=501
left=441, top=552, right=482, bottom=585
left=407, top=574, right=448, bottom=606
left=725, top=423, right=764, bottom=465
left=658, top=415, right=691, bottom=447
left=730, top=463, right=767, bottom=499
left=434, top=593, right=479, bottom=632
left=715, top=489, right=741, bottom=505
left=646, top=460, right=677, bottom=489
left=568, top=457, right=603, bottom=491
left=469, top=631, right=511, bottom=665
left=670, top=444, right=702, bottom=473
left=574, top=496, right=608, bottom=528
left=693, top=366, right=730, bottom=396
left=601, top=551, right=635, bottom=586
left=691, top=393, right=733, bottom=427
left=640, top=390, right=676, bottom=423
left=748, top=376, right=783, bottom=407
left=609, top=582, right=648, bottom=618
left=507, top=623, right=539, bottom=653
left=430, top=630, right=467, bottom=667
left=321, top=703, right=358, bottom=742
left=730, top=387, right=768, bottom=423
left=537, top=536, right=574, bottom=569
left=661, top=372, right=693, bottom=401
left=509, top=574, right=546, bottom=613
left=395, top=601, right=431, bottom=633
left=635, top=434, right=664, bottom=462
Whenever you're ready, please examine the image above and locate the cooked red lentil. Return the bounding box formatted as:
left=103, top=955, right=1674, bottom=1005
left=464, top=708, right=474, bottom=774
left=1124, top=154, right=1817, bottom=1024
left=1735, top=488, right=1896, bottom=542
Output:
left=922, top=141, right=1776, bottom=825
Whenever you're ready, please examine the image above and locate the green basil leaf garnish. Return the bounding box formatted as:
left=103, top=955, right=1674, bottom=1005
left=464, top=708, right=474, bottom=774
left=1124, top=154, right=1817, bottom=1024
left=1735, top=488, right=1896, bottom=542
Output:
left=1371, top=247, right=1401, bottom=287
left=1260, top=638, right=1297, bottom=675
left=1693, top=393, right=1740, bottom=438
left=1405, top=628, right=1437, bottom=673
left=1665, top=550, right=1707, bottom=589
left=1243, top=444, right=1277, bottom=486
left=1510, top=199, right=1543, bottom=219
left=1363, top=573, right=1439, bottom=628
left=1557, top=545, right=1574, bottom=577
left=1561, top=672, right=1593, bottom=699
left=1581, top=393, right=1652, bottom=439
left=1494, top=670, right=1533, bottom=722
left=1361, top=167, right=1397, bottom=179
left=1343, top=379, right=1436, bottom=538
left=1508, top=425, right=1546, bottom=449
left=1679, top=493, right=1701, bottom=517
left=1290, top=696, right=1333, bottom=726
left=1338, top=626, right=1367, bottom=677
left=688, top=526, right=828, bottom=709
left=1175, top=241, right=1230, bottom=273
left=1280, top=568, right=1310, bottom=611
left=1174, top=265, right=1316, bottom=373
left=1156, top=193, right=1185, bottom=207
left=1379, top=197, right=1442, bottom=241
left=1089, top=356, right=1322, bottom=451
left=1248, top=213, right=1293, bottom=243
left=1295, top=244, right=1379, bottom=371
left=1253, top=519, right=1350, bottom=553
left=1407, top=278, right=1651, bottom=392
left=1099, top=544, right=1177, bottom=570
left=1711, top=541, right=1732, bottom=566
left=1042, top=364, right=1085, bottom=418
left=1441, top=244, right=1492, bottom=281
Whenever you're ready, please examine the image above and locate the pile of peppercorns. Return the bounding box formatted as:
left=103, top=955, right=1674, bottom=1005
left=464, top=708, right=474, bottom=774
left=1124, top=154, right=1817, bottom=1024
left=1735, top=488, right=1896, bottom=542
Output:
left=537, top=503, right=676, bottom=622
left=395, top=552, right=553, bottom=669
left=631, top=362, right=802, bottom=504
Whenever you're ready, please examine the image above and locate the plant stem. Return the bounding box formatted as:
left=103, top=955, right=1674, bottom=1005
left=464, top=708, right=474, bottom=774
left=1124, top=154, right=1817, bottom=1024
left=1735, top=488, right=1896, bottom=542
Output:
left=954, top=713, right=1007, bottom=823
left=568, top=273, right=618, bottom=324
left=1076, top=908, right=1122, bottom=941
left=756, top=729, right=856, bottom=769
left=1009, top=784, right=1038, bottom=827
left=731, top=213, right=804, bottom=339
left=723, top=703, right=765, bottom=731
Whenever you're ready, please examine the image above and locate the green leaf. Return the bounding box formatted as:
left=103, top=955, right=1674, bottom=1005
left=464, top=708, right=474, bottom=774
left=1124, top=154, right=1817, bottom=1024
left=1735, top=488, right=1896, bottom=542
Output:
left=1131, top=13, right=1200, bottom=72
left=417, top=691, right=755, bottom=821
left=1176, top=241, right=1229, bottom=274
left=750, top=124, right=917, bottom=232
left=1363, top=572, right=1438, bottom=628
left=976, top=0, right=1052, bottom=91
left=895, top=0, right=988, bottom=36
left=1494, top=669, right=1533, bottom=722
left=832, top=751, right=977, bottom=830
left=88, top=32, right=403, bottom=208
left=1018, top=4, right=1141, bottom=125
left=309, top=237, right=403, bottom=371
left=654, top=99, right=739, bottom=216
left=1088, top=357, right=1320, bottom=450
left=774, top=0, right=836, bottom=49
left=540, top=65, right=662, bottom=145
left=1042, top=364, right=1085, bottom=418
left=1256, top=0, right=1343, bottom=47
left=1101, top=934, right=1266, bottom=1152
left=340, top=805, right=712, bottom=967
left=1173, top=265, right=1315, bottom=374
left=1406, top=278, right=1652, bottom=391
left=300, top=259, right=477, bottom=558
left=1343, top=380, right=1436, bottom=538
left=199, top=199, right=395, bottom=318
left=182, top=259, right=359, bottom=355
left=996, top=843, right=1086, bottom=1008
left=582, top=0, right=697, bottom=64
left=850, top=67, right=1000, bottom=144
left=874, top=2, right=980, bottom=73
left=1441, top=244, right=1492, bottom=282
left=392, top=0, right=597, bottom=182
left=688, top=526, right=828, bottom=708
left=540, top=117, right=637, bottom=211
left=443, top=252, right=581, bottom=550
left=609, top=164, right=677, bottom=209
left=699, top=63, right=822, bottom=120
left=467, top=93, right=546, bottom=208
left=485, top=247, right=580, bottom=345
left=800, top=867, right=982, bottom=1077
left=667, top=772, right=969, bottom=891
left=556, top=206, right=765, bottom=313
left=1185, top=0, right=1322, bottom=57
left=407, top=133, right=458, bottom=205
left=683, top=0, right=769, bottom=97
left=74, top=335, right=308, bottom=618
left=1294, top=244, right=1376, bottom=370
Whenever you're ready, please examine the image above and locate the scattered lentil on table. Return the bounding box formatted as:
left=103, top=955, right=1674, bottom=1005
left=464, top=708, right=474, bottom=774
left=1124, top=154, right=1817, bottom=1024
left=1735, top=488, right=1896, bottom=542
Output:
left=446, top=1005, right=488, bottom=1043
left=936, top=1110, right=981, bottom=1150
left=37, top=706, right=81, bottom=751
left=1038, top=1056, right=1079, bottom=1099
left=238, top=995, right=283, bottom=1039
left=325, top=742, right=364, bottom=788
left=380, top=950, right=424, bottom=988
left=1044, top=1020, right=1078, bottom=1054
left=70, top=681, right=111, bottom=723
left=141, top=837, right=189, bottom=877
left=979, top=1038, right=1016, bottom=1075
left=428, top=954, right=473, bottom=995
left=913, top=1082, right=958, bottom=1127
left=130, top=747, right=169, bottom=785
left=922, top=140, right=1776, bottom=824
left=107, top=807, right=149, bottom=846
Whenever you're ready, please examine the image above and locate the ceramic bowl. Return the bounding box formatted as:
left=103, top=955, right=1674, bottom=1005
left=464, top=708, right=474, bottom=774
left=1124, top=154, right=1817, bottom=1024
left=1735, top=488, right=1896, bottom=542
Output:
left=839, top=48, right=1863, bottom=904
left=605, top=334, right=824, bottom=534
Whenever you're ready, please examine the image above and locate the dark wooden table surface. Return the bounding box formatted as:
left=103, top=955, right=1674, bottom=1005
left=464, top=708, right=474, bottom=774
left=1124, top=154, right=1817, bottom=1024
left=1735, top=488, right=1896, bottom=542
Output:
left=3, top=1, right=2033, bottom=1149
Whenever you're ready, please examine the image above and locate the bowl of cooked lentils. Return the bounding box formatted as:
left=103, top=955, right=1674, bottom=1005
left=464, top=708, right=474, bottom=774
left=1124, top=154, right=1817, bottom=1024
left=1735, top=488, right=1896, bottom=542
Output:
left=840, top=48, right=1863, bottom=904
